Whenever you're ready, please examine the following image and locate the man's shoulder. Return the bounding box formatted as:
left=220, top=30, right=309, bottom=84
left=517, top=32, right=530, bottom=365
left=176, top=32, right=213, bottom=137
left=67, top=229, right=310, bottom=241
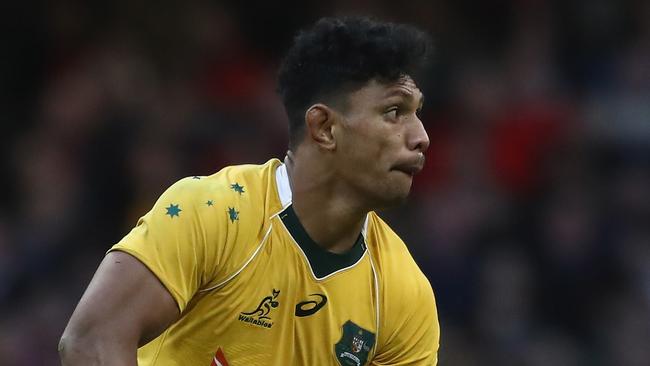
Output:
left=365, top=212, right=417, bottom=263
left=164, top=159, right=281, bottom=203
left=366, top=216, right=439, bottom=363
left=203, top=158, right=281, bottom=192
left=144, top=159, right=282, bottom=235
left=366, top=212, right=432, bottom=291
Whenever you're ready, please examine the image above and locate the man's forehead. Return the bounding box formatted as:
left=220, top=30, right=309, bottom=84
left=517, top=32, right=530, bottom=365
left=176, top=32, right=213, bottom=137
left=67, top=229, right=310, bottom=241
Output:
left=383, top=76, right=423, bottom=101
left=346, top=76, right=423, bottom=104
left=391, top=76, right=418, bottom=92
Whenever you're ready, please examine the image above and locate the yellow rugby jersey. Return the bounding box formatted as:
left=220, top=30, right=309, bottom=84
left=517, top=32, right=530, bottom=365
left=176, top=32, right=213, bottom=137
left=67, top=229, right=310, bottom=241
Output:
left=110, top=158, right=439, bottom=365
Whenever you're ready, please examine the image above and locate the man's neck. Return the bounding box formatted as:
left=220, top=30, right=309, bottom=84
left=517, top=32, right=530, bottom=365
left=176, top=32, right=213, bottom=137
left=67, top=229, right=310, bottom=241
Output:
left=284, top=152, right=367, bottom=254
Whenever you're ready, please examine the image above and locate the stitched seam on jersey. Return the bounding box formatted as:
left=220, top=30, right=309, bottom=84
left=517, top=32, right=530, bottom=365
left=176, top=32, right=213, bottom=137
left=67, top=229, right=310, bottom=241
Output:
left=367, top=247, right=381, bottom=359
left=277, top=214, right=368, bottom=281
left=269, top=202, right=292, bottom=219
left=198, top=224, right=273, bottom=292
left=149, top=327, right=171, bottom=365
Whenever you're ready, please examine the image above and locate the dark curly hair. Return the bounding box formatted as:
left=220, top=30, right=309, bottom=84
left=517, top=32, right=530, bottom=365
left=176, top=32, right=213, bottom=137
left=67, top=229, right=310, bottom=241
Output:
left=278, top=16, right=433, bottom=150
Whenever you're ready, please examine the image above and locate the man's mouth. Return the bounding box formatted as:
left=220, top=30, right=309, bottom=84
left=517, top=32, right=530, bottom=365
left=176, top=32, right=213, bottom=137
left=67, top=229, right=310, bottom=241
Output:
left=391, top=158, right=425, bottom=176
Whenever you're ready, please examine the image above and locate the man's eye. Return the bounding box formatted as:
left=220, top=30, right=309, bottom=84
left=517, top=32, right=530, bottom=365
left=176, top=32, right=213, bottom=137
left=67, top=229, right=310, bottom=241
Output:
left=385, top=107, right=399, bottom=119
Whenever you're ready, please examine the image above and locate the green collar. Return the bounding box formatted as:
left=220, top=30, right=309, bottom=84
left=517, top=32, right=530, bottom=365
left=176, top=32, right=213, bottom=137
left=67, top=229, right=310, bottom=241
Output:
left=280, top=205, right=367, bottom=279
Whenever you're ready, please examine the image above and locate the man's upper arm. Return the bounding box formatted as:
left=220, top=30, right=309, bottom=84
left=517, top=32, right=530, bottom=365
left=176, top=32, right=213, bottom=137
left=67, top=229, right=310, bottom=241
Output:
left=61, top=170, right=265, bottom=362
left=61, top=176, right=226, bottom=362
left=62, top=251, right=180, bottom=351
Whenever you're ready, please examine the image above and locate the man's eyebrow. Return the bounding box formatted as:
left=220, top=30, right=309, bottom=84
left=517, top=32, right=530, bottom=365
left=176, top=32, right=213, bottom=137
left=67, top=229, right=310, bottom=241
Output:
left=384, top=89, right=425, bottom=107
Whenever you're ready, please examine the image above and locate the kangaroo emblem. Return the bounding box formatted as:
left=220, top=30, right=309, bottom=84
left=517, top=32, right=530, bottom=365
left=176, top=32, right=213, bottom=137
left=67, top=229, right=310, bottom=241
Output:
left=241, top=289, right=280, bottom=320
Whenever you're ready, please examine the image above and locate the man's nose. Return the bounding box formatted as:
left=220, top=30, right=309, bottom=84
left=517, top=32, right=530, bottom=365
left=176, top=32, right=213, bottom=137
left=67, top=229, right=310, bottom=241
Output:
left=408, top=117, right=430, bottom=153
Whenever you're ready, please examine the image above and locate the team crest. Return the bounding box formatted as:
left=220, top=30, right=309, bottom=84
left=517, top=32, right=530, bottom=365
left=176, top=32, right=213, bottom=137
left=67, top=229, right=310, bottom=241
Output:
left=335, top=320, right=376, bottom=366
left=352, top=336, right=364, bottom=353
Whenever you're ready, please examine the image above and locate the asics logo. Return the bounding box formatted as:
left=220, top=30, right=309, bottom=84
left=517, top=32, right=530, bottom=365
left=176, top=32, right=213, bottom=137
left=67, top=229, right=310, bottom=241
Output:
left=295, top=293, right=328, bottom=317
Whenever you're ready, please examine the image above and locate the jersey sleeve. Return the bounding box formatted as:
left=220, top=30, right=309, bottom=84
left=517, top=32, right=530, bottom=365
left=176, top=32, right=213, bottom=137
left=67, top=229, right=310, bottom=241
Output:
left=372, top=277, right=440, bottom=365
left=108, top=175, right=254, bottom=313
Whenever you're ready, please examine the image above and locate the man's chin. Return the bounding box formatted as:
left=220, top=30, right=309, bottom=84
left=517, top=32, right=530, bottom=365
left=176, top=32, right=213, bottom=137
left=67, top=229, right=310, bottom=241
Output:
left=370, top=185, right=412, bottom=210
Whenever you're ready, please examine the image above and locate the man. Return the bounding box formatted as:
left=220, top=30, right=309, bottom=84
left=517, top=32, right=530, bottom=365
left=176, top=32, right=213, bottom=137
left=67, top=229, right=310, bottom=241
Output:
left=60, top=16, right=439, bottom=365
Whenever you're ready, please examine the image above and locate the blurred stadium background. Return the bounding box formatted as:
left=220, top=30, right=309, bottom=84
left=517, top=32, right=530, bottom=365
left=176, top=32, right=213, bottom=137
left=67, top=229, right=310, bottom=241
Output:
left=1, top=0, right=649, bottom=365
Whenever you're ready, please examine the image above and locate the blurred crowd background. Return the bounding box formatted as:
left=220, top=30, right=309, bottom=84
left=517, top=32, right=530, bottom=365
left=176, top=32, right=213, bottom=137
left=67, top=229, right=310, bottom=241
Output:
left=1, top=0, right=649, bottom=365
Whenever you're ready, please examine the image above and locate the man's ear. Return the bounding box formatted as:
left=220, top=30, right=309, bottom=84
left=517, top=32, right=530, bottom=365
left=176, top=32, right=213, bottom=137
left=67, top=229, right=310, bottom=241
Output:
left=304, top=104, right=337, bottom=150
